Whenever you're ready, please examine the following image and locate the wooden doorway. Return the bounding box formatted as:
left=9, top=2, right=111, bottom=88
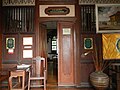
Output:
left=42, top=21, right=58, bottom=87
left=40, top=21, right=75, bottom=86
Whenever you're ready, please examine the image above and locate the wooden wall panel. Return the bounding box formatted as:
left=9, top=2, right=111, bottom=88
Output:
left=2, top=34, right=36, bottom=64
left=74, top=3, right=81, bottom=86
left=79, top=34, right=95, bottom=87
left=35, top=0, right=40, bottom=56
left=80, top=63, right=95, bottom=86
left=19, top=34, right=35, bottom=63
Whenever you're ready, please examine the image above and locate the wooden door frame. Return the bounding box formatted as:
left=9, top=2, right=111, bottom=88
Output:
left=33, top=1, right=80, bottom=86
left=39, top=17, right=76, bottom=84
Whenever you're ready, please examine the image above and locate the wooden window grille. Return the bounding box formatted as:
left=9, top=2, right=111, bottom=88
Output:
left=80, top=5, right=96, bottom=33
left=3, top=7, right=34, bottom=33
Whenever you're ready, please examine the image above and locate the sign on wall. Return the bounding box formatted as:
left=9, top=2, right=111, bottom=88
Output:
left=6, top=38, right=15, bottom=49
left=39, top=5, right=75, bottom=17
left=45, top=7, right=70, bottom=15
left=84, top=38, right=93, bottom=49
left=6, top=38, right=15, bottom=54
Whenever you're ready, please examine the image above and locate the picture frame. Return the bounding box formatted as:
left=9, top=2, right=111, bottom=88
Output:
left=102, top=34, right=120, bottom=60
left=52, top=46, right=57, bottom=51
left=6, top=38, right=15, bottom=49
left=84, top=38, right=93, bottom=49
left=96, top=4, right=120, bottom=33
left=52, top=41, right=57, bottom=45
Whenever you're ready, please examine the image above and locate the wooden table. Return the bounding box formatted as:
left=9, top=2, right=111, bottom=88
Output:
left=9, top=64, right=31, bottom=90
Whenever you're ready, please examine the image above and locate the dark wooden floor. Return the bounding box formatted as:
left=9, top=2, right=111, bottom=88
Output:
left=0, top=60, right=94, bottom=90
left=30, top=87, right=94, bottom=90
left=1, top=87, right=94, bottom=90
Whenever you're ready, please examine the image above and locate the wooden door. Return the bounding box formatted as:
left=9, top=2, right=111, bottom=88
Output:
left=39, top=24, right=47, bottom=59
left=58, top=22, right=74, bottom=86
left=39, top=24, right=47, bottom=68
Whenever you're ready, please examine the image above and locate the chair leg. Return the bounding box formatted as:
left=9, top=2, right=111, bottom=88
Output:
left=9, top=76, right=12, bottom=90
left=28, top=71, right=31, bottom=90
left=7, top=79, right=10, bottom=90
left=28, top=79, right=30, bottom=90
left=44, top=79, right=46, bottom=90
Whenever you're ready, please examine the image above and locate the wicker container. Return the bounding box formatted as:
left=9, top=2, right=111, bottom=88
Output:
left=90, top=71, right=109, bottom=88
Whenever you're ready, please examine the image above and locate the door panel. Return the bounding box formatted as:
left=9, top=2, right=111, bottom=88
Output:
left=39, top=24, right=47, bottom=70
left=58, top=22, right=74, bottom=86
left=39, top=24, right=47, bottom=58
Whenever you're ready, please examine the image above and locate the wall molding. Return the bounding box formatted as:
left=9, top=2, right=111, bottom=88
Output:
left=2, top=0, right=35, bottom=6
left=79, top=0, right=120, bottom=4
left=76, top=82, right=92, bottom=88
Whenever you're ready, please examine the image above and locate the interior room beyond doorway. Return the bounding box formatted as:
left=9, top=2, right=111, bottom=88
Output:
left=43, top=21, right=58, bottom=87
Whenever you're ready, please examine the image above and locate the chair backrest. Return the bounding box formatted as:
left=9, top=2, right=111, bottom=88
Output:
left=32, top=56, right=45, bottom=77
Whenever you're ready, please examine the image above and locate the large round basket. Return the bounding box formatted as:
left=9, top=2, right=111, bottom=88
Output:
left=90, top=71, right=109, bottom=88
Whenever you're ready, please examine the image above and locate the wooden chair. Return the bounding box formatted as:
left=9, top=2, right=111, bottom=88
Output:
left=28, top=56, right=46, bottom=90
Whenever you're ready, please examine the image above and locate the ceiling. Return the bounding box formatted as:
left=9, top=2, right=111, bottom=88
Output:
left=43, top=21, right=57, bottom=29
left=42, top=21, right=57, bottom=37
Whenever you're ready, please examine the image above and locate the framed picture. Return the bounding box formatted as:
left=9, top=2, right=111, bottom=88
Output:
left=52, top=41, right=57, bottom=45
left=102, top=34, right=120, bottom=60
left=96, top=4, right=120, bottom=33
left=6, top=38, right=15, bottom=49
left=52, top=46, right=57, bottom=51
left=84, top=38, right=93, bottom=49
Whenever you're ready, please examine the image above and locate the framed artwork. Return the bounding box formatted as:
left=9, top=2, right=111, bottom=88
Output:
left=84, top=38, right=93, bottom=49
left=23, top=50, right=33, bottom=58
left=52, top=46, right=57, bottom=51
left=63, top=28, right=71, bottom=35
left=96, top=4, right=120, bottom=33
left=6, top=38, right=15, bottom=49
left=23, top=37, right=33, bottom=45
left=102, top=34, right=120, bottom=60
left=52, top=41, right=57, bottom=45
